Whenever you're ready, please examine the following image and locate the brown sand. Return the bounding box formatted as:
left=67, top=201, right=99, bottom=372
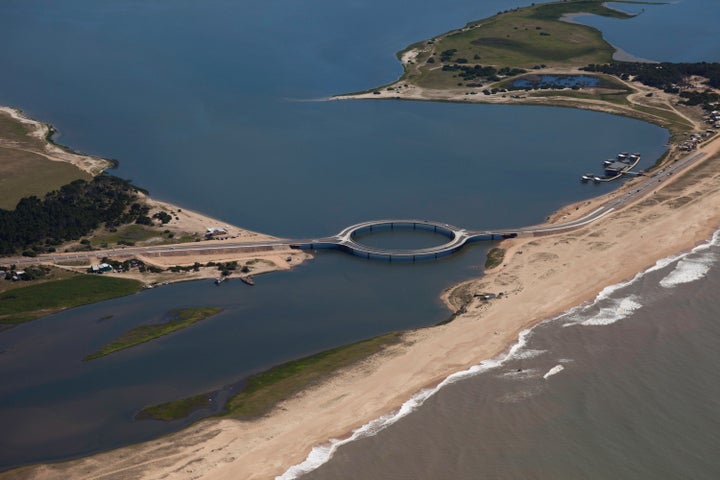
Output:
left=5, top=126, right=720, bottom=480
left=332, top=65, right=707, bottom=136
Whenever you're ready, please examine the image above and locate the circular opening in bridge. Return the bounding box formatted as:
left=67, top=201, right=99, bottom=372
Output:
left=351, top=223, right=455, bottom=251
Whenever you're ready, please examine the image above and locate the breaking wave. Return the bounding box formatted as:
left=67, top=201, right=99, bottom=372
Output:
left=276, top=329, right=535, bottom=479
left=278, top=228, right=720, bottom=479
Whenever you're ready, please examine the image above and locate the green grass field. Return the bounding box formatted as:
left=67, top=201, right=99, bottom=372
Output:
left=0, top=112, right=90, bottom=210
left=84, top=307, right=223, bottom=360
left=91, top=224, right=163, bottom=246
left=403, top=1, right=633, bottom=88
left=0, top=275, right=142, bottom=328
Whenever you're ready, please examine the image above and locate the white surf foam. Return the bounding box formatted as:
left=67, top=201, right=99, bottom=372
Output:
left=580, top=295, right=643, bottom=326
left=559, top=227, right=720, bottom=328
left=659, top=255, right=716, bottom=288
left=543, top=364, right=565, bottom=379
left=512, top=348, right=546, bottom=360
left=276, top=329, right=534, bottom=479
left=657, top=230, right=720, bottom=288
left=691, top=228, right=720, bottom=253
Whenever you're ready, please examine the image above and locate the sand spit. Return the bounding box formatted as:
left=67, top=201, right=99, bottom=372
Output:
left=5, top=129, right=720, bottom=480
left=0, top=106, right=112, bottom=175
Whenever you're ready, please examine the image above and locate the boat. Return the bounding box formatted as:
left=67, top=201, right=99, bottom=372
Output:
left=580, top=173, right=594, bottom=183
left=214, top=277, right=226, bottom=285
left=240, top=275, right=254, bottom=286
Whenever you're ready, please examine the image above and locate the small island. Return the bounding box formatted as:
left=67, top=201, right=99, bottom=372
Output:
left=335, top=0, right=718, bottom=155
left=83, top=307, right=223, bottom=361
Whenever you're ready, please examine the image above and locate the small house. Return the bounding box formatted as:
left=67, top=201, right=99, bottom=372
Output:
left=91, top=263, right=113, bottom=273
left=206, top=227, right=228, bottom=238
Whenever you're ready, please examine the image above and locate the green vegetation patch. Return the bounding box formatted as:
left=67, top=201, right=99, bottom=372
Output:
left=92, top=224, right=161, bottom=247
left=84, top=307, right=223, bottom=361
left=403, top=0, right=637, bottom=89
left=136, top=392, right=213, bottom=422
left=0, top=147, right=90, bottom=210
left=224, top=333, right=403, bottom=419
left=484, top=247, right=506, bottom=269
left=409, top=0, right=630, bottom=83
left=0, top=175, right=151, bottom=255
left=0, top=111, right=91, bottom=210
left=0, top=275, right=142, bottom=328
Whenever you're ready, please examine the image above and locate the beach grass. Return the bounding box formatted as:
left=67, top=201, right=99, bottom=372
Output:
left=136, top=392, right=214, bottom=422
left=84, top=307, right=223, bottom=361
left=484, top=247, right=506, bottom=269
left=133, top=332, right=404, bottom=422
left=0, top=275, right=142, bottom=328
left=224, top=332, right=404, bottom=419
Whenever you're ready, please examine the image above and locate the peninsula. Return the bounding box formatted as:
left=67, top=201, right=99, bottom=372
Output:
left=2, top=1, right=720, bottom=479
left=0, top=107, right=310, bottom=329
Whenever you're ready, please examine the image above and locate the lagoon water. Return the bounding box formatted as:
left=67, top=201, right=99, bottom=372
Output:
left=0, top=0, right=714, bottom=473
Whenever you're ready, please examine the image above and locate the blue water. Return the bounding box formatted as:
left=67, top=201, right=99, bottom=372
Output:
left=577, top=1, right=720, bottom=63
left=1, top=0, right=711, bottom=470
left=305, top=232, right=720, bottom=480
left=298, top=2, right=720, bottom=478
left=512, top=75, right=601, bottom=89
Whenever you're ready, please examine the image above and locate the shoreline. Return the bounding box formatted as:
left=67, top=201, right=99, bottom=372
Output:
left=0, top=106, right=112, bottom=175
left=6, top=131, right=720, bottom=479
left=0, top=106, right=312, bottom=288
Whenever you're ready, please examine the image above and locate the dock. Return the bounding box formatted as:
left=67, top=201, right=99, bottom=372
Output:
left=580, top=152, right=641, bottom=183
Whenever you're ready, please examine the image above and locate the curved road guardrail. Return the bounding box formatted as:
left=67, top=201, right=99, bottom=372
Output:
left=296, top=219, right=515, bottom=261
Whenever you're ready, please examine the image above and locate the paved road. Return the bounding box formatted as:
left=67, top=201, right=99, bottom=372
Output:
left=0, top=149, right=709, bottom=266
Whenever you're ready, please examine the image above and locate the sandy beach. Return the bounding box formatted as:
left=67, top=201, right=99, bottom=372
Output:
left=332, top=65, right=706, bottom=137
left=4, top=117, right=719, bottom=480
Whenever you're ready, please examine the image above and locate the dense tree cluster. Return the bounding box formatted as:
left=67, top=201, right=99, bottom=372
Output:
left=2, top=265, right=49, bottom=281
left=582, top=62, right=720, bottom=91
left=441, top=63, right=526, bottom=83
left=153, top=211, right=172, bottom=224
left=679, top=90, right=720, bottom=110
left=442, top=64, right=501, bottom=81
left=0, top=175, right=147, bottom=255
left=439, top=49, right=458, bottom=62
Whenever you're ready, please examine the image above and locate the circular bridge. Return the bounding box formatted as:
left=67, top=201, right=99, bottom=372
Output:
left=302, top=219, right=510, bottom=262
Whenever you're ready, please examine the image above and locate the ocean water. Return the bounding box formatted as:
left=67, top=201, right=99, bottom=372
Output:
left=300, top=231, right=720, bottom=480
